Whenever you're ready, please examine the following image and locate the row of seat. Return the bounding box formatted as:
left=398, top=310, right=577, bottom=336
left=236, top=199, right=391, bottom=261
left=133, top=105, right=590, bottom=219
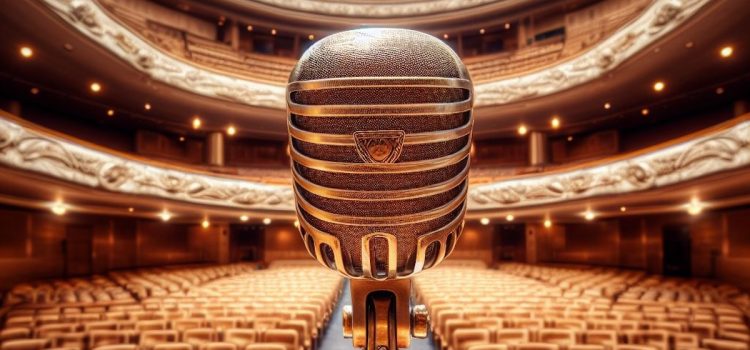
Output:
left=414, top=261, right=749, bottom=350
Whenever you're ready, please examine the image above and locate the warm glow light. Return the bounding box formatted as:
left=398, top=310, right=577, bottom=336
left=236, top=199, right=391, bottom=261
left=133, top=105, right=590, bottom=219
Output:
left=239, top=215, right=249, bottom=222
left=51, top=201, right=67, bottom=216
left=567, top=136, right=574, bottom=142
left=192, top=117, right=202, bottom=129
left=653, top=81, right=665, bottom=92
left=504, top=23, right=511, bottom=29
left=543, top=219, right=552, bottom=228
left=480, top=218, right=490, bottom=225
left=442, top=33, right=449, bottom=39
left=479, top=28, right=486, bottom=35
left=271, top=29, right=277, bottom=35
left=89, top=82, right=102, bottom=93
left=716, top=87, right=725, bottom=95
left=506, top=214, right=514, bottom=222
left=201, top=219, right=210, bottom=229
left=144, top=103, right=152, bottom=110
left=517, top=124, right=528, bottom=136
left=128, top=207, right=134, bottom=213
left=584, top=210, right=595, bottom=221
left=226, top=125, right=237, bottom=136
left=604, top=102, right=611, bottom=110
left=620, top=206, right=627, bottom=212
left=107, top=109, right=115, bottom=117
left=262, top=218, right=272, bottom=225
left=550, top=117, right=560, bottom=129
left=20, top=46, right=33, bottom=58
left=179, top=136, right=185, bottom=142
left=294, top=220, right=300, bottom=228
left=641, top=108, right=650, bottom=116
left=308, top=34, right=315, bottom=40
left=687, top=197, right=703, bottom=216
left=30, top=88, right=39, bottom=95
left=159, top=210, right=172, bottom=222
left=720, top=46, right=734, bottom=58
left=246, top=25, right=253, bottom=32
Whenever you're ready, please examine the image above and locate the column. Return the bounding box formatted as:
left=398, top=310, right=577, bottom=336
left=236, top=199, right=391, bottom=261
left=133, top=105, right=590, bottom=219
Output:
left=206, top=131, right=225, bottom=166
left=228, top=21, right=240, bottom=50
left=528, top=131, right=548, bottom=166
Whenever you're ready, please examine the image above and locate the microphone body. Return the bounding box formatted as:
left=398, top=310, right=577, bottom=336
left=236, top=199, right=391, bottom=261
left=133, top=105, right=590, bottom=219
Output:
left=287, top=28, right=473, bottom=349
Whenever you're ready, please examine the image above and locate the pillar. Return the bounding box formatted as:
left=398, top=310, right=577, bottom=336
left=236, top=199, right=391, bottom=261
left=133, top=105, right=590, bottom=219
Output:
left=528, top=131, right=548, bottom=166
left=228, top=21, right=240, bottom=50
left=206, top=131, right=225, bottom=166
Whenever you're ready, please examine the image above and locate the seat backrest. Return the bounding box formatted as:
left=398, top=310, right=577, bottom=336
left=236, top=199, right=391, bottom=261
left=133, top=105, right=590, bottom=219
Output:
left=569, top=345, right=605, bottom=350
left=466, top=345, right=508, bottom=350
left=584, top=330, right=617, bottom=345
left=224, top=329, right=256, bottom=348
left=702, top=339, right=749, bottom=350
left=244, top=344, right=286, bottom=350
left=0, top=328, right=31, bottom=342
left=1, top=339, right=51, bottom=350
left=262, top=329, right=298, bottom=350
left=538, top=329, right=576, bottom=345
left=136, top=320, right=168, bottom=331
left=203, top=342, right=237, bottom=350
left=140, top=330, right=179, bottom=347
left=89, top=330, right=129, bottom=348
left=453, top=328, right=491, bottom=350
left=152, top=343, right=192, bottom=350
left=92, top=344, right=137, bottom=350
left=496, top=328, right=530, bottom=344
left=517, top=343, right=559, bottom=350
left=183, top=328, right=216, bottom=345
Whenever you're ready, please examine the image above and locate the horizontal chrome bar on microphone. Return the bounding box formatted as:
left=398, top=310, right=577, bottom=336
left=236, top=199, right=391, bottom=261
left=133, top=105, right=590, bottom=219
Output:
left=290, top=141, right=470, bottom=174
left=287, top=100, right=472, bottom=117
left=292, top=161, right=469, bottom=201
left=288, top=118, right=473, bottom=146
left=294, top=185, right=467, bottom=226
left=287, top=76, right=473, bottom=92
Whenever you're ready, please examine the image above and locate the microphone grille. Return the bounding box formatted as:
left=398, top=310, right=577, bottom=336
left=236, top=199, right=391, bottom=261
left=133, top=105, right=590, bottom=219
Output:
left=287, top=28, right=473, bottom=280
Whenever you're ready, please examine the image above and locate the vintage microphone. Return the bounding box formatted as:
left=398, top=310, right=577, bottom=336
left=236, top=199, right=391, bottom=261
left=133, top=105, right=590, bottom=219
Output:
left=286, top=28, right=473, bottom=349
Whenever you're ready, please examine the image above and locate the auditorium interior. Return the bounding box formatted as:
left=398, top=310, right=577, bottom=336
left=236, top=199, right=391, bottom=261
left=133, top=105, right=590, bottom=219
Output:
left=1, top=0, right=750, bottom=350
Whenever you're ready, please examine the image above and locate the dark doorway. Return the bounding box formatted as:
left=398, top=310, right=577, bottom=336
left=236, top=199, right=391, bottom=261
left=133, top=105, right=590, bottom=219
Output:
left=64, top=225, right=93, bottom=277
left=229, top=224, right=265, bottom=262
left=493, top=223, right=526, bottom=262
left=662, top=224, right=692, bottom=277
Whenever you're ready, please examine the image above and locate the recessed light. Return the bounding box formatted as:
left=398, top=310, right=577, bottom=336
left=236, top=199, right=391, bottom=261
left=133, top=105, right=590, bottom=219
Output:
left=550, top=117, right=561, bottom=129
left=716, top=87, right=725, bottom=95
left=30, top=87, right=39, bottom=95
left=89, top=82, right=102, bottom=93
left=107, top=109, right=115, bottom=117
left=19, top=46, right=33, bottom=58
left=684, top=41, right=694, bottom=49
left=641, top=108, right=649, bottom=116
left=480, top=218, right=490, bottom=225
left=479, top=28, right=486, bottom=35
left=128, top=207, right=134, bottom=213
left=517, top=124, right=528, bottom=136
left=192, top=117, right=202, bottom=129
left=144, top=103, right=152, bottom=110
left=179, top=136, right=185, bottom=142
left=263, top=217, right=272, bottom=225
left=620, top=206, right=627, bottom=212
left=584, top=210, right=595, bottom=221
left=294, top=220, right=300, bottom=228
left=653, top=81, right=665, bottom=92
left=201, top=219, right=210, bottom=229
left=246, top=25, right=253, bottom=32
left=506, top=214, right=514, bottom=222
left=159, top=210, right=172, bottom=222
left=543, top=219, right=552, bottom=228
left=443, top=33, right=449, bottom=39
left=226, top=125, right=237, bottom=136
left=504, top=23, right=511, bottom=29
left=271, top=29, right=277, bottom=35
left=240, top=215, right=249, bottom=222
left=720, top=46, right=733, bottom=58
left=687, top=197, right=703, bottom=216
left=308, top=34, right=315, bottom=40
left=567, top=136, right=573, bottom=142
left=604, top=102, right=611, bottom=110
left=51, top=201, right=67, bottom=216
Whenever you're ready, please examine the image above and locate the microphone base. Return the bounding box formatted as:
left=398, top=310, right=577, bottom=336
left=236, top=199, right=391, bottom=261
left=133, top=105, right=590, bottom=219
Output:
left=343, top=278, right=429, bottom=349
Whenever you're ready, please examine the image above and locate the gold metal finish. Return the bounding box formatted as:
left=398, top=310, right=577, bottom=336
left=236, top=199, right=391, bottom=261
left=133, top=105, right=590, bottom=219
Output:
left=287, top=28, right=473, bottom=349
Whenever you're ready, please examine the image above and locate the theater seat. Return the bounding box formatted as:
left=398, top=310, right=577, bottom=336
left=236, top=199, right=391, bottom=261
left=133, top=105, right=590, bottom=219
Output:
left=1, top=339, right=51, bottom=350
left=223, top=329, right=256, bottom=349
left=140, top=330, right=179, bottom=350
left=153, top=343, right=193, bottom=350
left=93, top=345, right=137, bottom=350
left=261, top=329, right=300, bottom=350
left=452, top=328, right=491, bottom=350
left=202, top=343, right=237, bottom=350
left=467, top=345, right=509, bottom=350
left=0, top=328, right=30, bottom=342
left=244, top=345, right=286, bottom=350
left=702, top=339, right=749, bottom=350
left=517, top=343, right=560, bottom=350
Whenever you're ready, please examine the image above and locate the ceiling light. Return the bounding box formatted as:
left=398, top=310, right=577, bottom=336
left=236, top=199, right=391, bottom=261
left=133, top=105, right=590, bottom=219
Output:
left=128, top=207, right=134, bottom=213
left=107, top=109, right=115, bottom=117
left=479, top=28, right=486, bottom=35
left=641, top=108, right=650, bottom=116
left=543, top=219, right=552, bottom=228
left=19, top=46, right=33, bottom=58
left=158, top=210, right=172, bottom=222
left=504, top=23, right=511, bottom=29
left=584, top=210, right=595, bottom=221
left=246, top=25, right=253, bottom=32
left=179, top=136, right=185, bottom=142
left=239, top=215, right=249, bottom=222
left=271, top=29, right=277, bottom=35
left=653, top=81, right=665, bottom=92
left=89, top=82, right=102, bottom=93
left=684, top=41, right=694, bottom=48
left=567, top=136, right=573, bottom=142
left=308, top=34, right=315, bottom=40
left=294, top=220, right=300, bottom=228
left=716, top=87, right=724, bottom=95
left=719, top=46, right=733, bottom=58
left=51, top=201, right=67, bottom=216
left=506, top=214, right=514, bottom=222
left=517, top=124, right=528, bottom=136
left=30, top=87, right=39, bottom=95
left=443, top=33, right=449, bottom=39
left=192, top=116, right=202, bottom=129
left=201, top=219, right=210, bottom=229
left=551, top=117, right=561, bottom=129
left=480, top=217, right=490, bottom=225
left=262, top=217, right=272, bottom=225
left=144, top=102, right=152, bottom=110
left=604, top=102, right=611, bottom=110
left=687, top=197, right=703, bottom=216
left=620, top=206, right=627, bottom=212
left=226, top=125, right=237, bottom=136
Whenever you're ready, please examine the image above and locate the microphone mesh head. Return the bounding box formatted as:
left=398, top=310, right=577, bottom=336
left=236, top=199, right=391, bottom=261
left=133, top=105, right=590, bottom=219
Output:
left=287, top=28, right=473, bottom=280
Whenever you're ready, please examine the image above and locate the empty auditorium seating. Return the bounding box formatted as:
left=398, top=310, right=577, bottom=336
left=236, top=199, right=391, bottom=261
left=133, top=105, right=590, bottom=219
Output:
left=415, top=261, right=750, bottom=350
left=1, top=262, right=342, bottom=350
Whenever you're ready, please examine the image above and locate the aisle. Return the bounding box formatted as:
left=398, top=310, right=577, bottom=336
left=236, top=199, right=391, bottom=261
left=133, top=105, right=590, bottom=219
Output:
left=318, top=279, right=437, bottom=350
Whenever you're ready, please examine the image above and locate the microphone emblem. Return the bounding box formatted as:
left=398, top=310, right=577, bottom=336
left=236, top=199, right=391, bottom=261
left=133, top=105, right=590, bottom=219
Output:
left=353, top=130, right=406, bottom=163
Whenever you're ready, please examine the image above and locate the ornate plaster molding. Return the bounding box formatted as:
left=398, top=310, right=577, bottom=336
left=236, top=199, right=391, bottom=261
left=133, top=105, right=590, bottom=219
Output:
left=41, top=0, right=286, bottom=109
left=39, top=0, right=711, bottom=109
left=0, top=116, right=294, bottom=211
left=469, top=120, right=750, bottom=210
left=243, top=0, right=500, bottom=18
